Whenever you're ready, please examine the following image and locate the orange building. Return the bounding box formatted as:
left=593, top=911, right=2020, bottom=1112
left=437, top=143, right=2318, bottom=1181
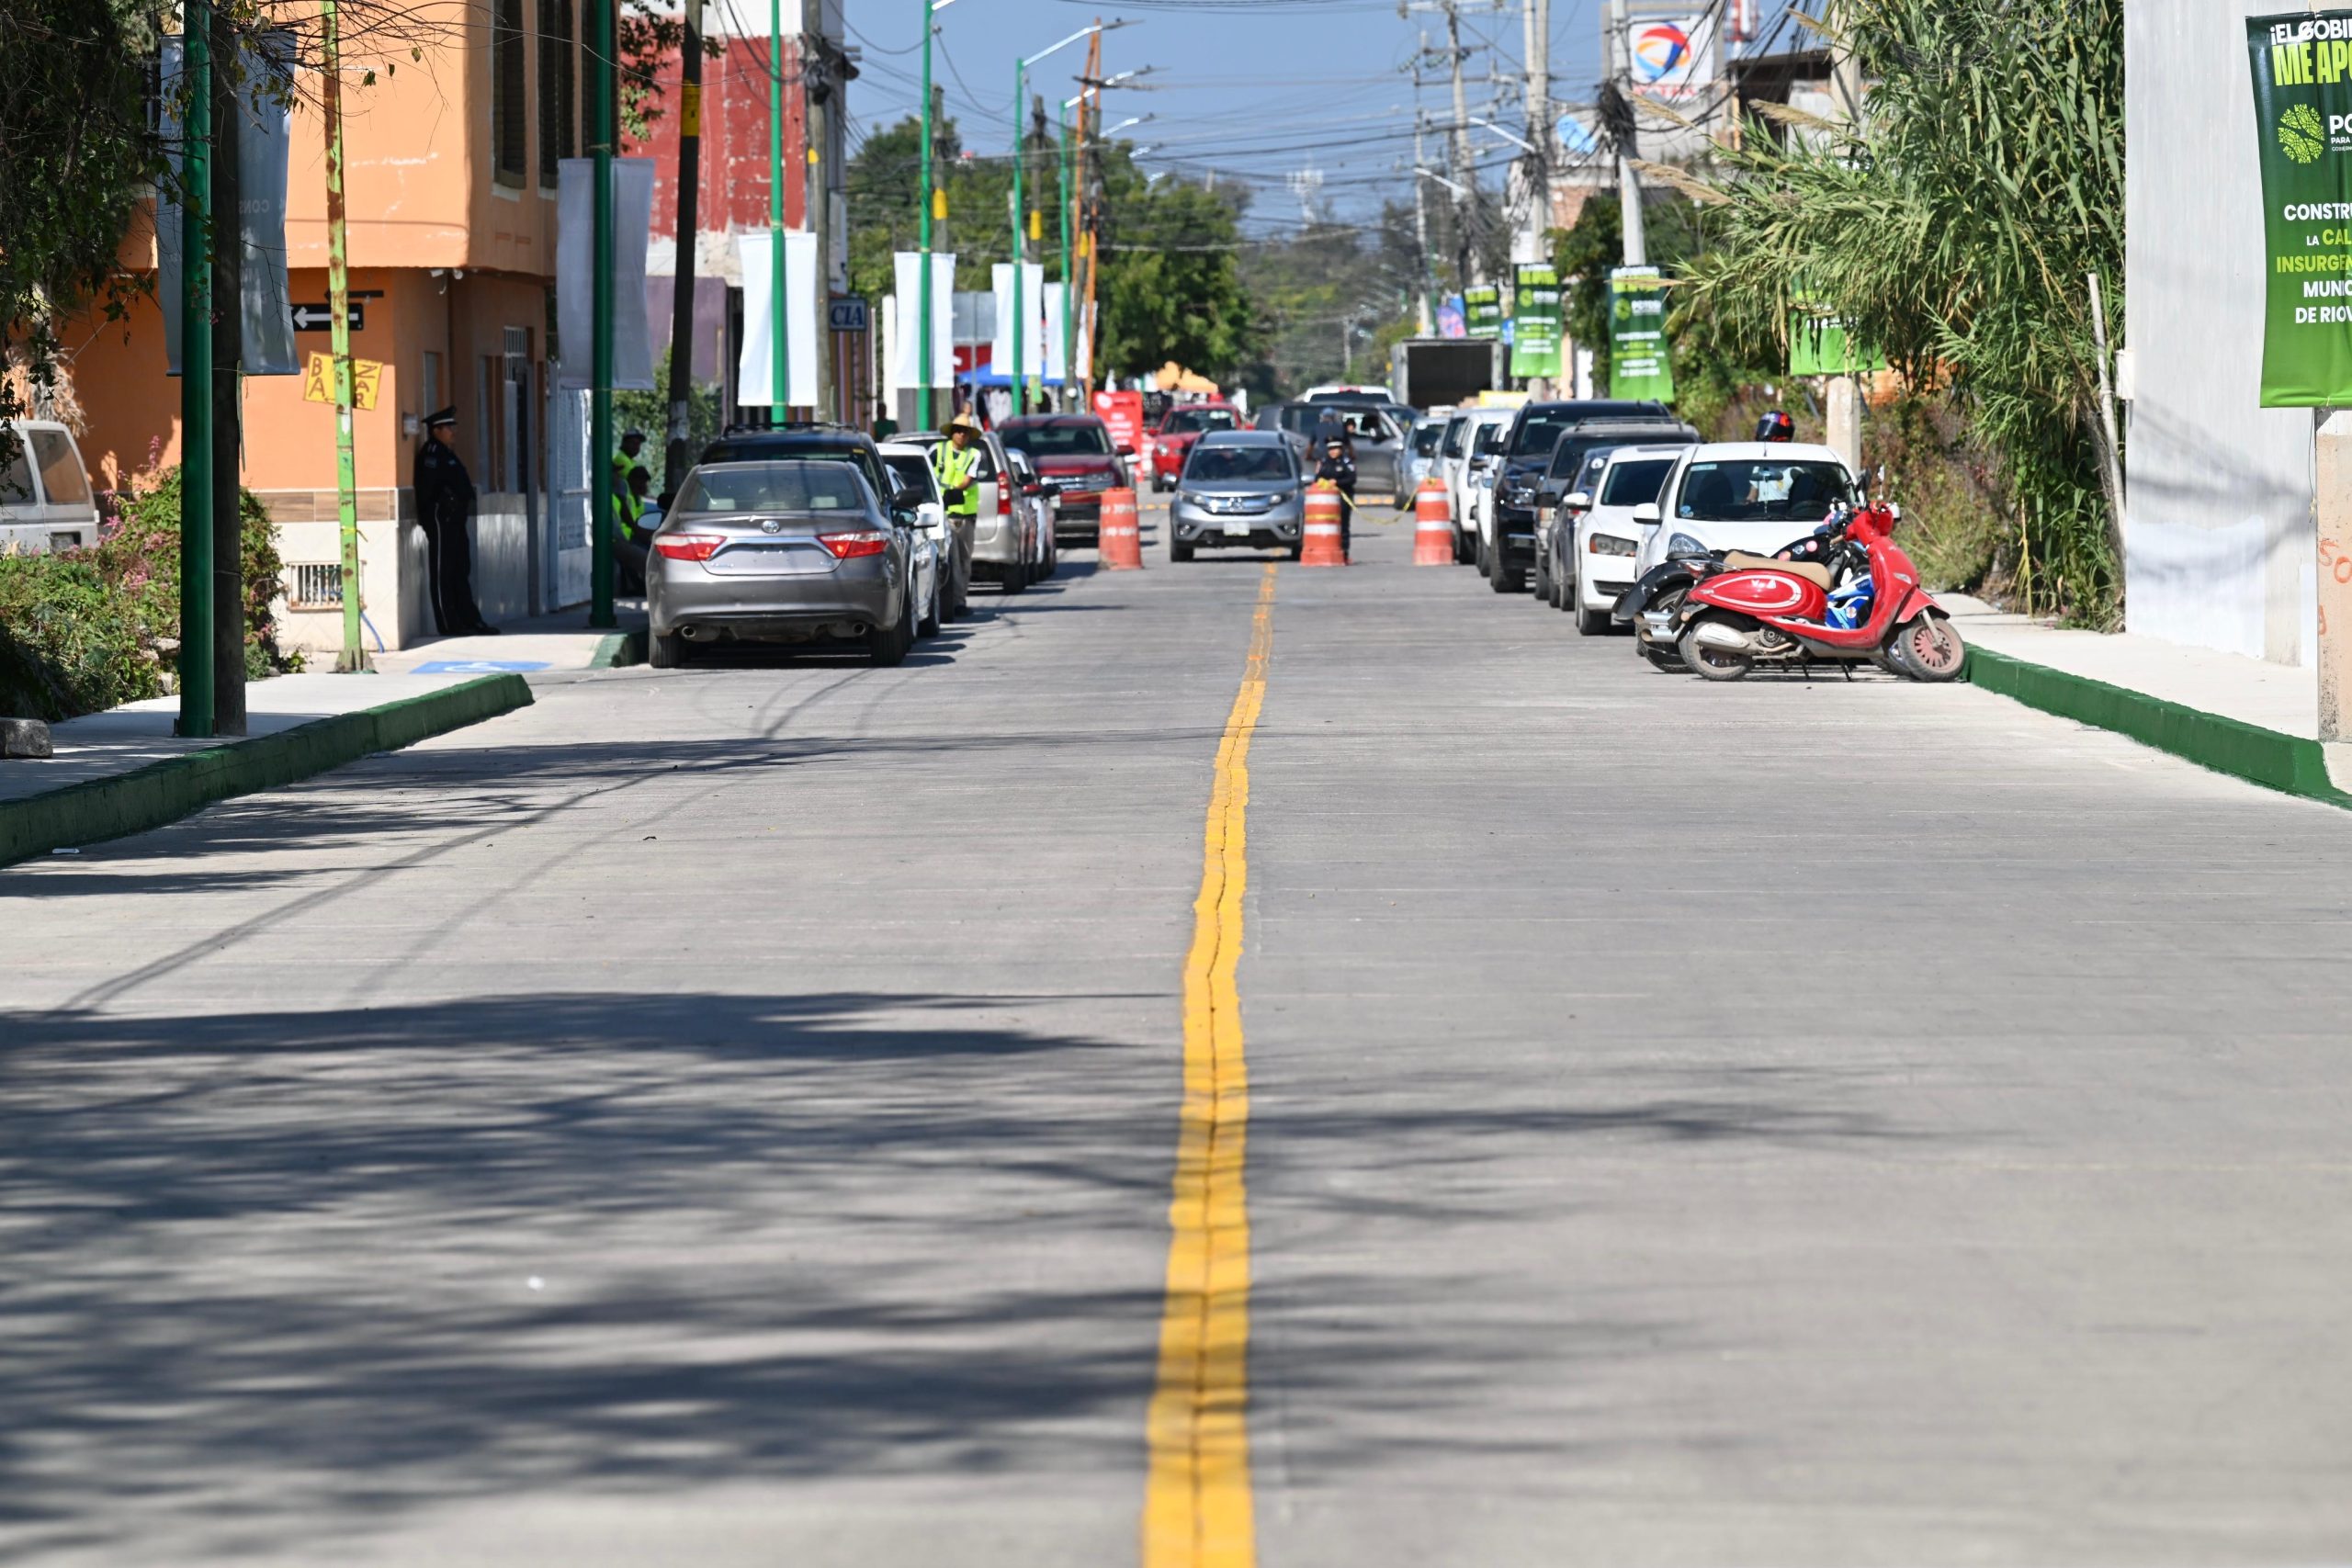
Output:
left=61, top=2, right=836, bottom=653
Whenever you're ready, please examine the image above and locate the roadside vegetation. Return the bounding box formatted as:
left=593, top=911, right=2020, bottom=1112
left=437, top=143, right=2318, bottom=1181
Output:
left=0, top=469, right=296, bottom=723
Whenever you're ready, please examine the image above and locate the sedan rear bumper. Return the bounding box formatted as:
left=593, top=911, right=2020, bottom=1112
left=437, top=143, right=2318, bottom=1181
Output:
left=650, top=558, right=898, bottom=640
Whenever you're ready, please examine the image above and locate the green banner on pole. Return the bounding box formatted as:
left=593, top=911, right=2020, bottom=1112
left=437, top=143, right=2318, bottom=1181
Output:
left=1464, top=284, right=1503, bottom=339
left=1788, top=312, right=1887, bottom=376
left=1608, top=266, right=1674, bottom=401
left=2248, top=11, right=2352, bottom=405
left=1510, top=264, right=1561, bottom=378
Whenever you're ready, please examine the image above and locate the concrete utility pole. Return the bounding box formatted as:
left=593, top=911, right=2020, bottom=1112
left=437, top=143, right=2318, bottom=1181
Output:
left=1823, top=11, right=1863, bottom=471
left=666, top=0, right=704, bottom=485
left=2319, top=414, right=2352, bottom=741
left=1411, top=104, right=1434, bottom=333
left=1610, top=0, right=1646, bottom=265
left=1445, top=0, right=1477, bottom=286
left=1521, top=0, right=1549, bottom=265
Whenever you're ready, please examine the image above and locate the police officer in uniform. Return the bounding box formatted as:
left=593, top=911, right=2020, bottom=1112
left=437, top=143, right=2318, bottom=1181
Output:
left=413, top=406, right=492, bottom=636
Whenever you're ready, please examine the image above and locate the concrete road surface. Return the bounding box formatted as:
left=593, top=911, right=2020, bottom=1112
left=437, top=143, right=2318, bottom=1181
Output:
left=6, top=503, right=2352, bottom=1566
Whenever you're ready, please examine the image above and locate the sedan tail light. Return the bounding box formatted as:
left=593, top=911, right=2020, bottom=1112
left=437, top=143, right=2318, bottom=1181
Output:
left=653, top=534, right=722, bottom=561
left=817, top=530, right=891, bottom=559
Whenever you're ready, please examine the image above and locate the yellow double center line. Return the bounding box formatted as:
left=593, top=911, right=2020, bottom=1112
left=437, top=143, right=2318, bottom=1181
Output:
left=1144, top=562, right=1277, bottom=1568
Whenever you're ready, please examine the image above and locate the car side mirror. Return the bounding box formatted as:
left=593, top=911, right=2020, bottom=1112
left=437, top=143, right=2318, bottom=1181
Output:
left=1117, top=444, right=1136, bottom=457
left=1631, top=501, right=1661, bottom=525
left=1565, top=491, right=1591, bottom=511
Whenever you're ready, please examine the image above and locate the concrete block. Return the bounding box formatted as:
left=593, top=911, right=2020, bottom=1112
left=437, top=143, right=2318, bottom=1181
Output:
left=2, top=717, right=53, bottom=759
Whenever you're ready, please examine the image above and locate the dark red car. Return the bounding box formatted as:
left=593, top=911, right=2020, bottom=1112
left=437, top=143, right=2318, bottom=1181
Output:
left=997, top=415, right=1130, bottom=536
left=1148, top=402, right=1244, bottom=491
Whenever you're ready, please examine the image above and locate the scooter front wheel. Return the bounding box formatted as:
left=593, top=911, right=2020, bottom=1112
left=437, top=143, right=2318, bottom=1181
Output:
left=1894, top=612, right=1966, bottom=682
left=1679, top=620, right=1754, bottom=682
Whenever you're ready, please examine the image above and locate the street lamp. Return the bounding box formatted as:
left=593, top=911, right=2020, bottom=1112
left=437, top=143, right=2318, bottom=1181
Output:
left=1468, top=115, right=1538, bottom=153
left=1013, top=22, right=1129, bottom=415
left=916, top=0, right=958, bottom=430
left=1415, top=164, right=1470, bottom=197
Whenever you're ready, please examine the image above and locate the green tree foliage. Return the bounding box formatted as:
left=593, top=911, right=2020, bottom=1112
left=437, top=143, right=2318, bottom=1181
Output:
left=1235, top=209, right=1418, bottom=399
left=0, top=0, right=159, bottom=432
left=1675, top=0, right=2125, bottom=622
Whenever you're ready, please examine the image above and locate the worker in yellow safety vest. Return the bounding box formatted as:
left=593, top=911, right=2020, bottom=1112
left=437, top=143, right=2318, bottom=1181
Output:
left=930, top=413, right=984, bottom=522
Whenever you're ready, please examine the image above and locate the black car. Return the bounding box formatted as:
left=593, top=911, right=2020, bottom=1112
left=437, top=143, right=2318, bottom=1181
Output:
left=1483, top=401, right=1690, bottom=593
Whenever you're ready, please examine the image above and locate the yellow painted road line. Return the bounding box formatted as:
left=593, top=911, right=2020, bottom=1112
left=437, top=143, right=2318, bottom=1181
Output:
left=1145, top=562, right=1277, bottom=1568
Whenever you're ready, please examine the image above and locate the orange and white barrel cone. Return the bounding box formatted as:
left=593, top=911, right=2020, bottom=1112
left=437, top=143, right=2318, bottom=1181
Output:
left=1098, top=487, right=1144, bottom=570
left=1300, top=482, right=1347, bottom=567
left=1412, top=476, right=1453, bottom=565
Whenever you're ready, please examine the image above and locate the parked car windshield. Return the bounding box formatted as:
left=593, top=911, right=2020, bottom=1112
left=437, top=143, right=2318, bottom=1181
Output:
left=1188, top=446, right=1292, bottom=483
left=676, top=461, right=873, bottom=513
left=1441, top=416, right=1469, bottom=457
left=1003, top=423, right=1114, bottom=457
left=1163, top=407, right=1239, bottom=435
left=1673, top=459, right=1854, bottom=521
left=1600, top=457, right=1677, bottom=507
left=1411, top=422, right=1445, bottom=457
left=1474, top=422, right=1509, bottom=455
left=881, top=453, right=938, bottom=502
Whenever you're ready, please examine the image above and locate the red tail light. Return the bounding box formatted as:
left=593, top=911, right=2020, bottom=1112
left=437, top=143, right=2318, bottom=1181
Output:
left=653, top=534, right=722, bottom=561
left=997, top=479, right=1012, bottom=516
left=817, top=530, right=891, bottom=559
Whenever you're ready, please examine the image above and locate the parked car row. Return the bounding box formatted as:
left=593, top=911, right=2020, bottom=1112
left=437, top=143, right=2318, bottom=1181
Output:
left=648, top=422, right=1073, bottom=670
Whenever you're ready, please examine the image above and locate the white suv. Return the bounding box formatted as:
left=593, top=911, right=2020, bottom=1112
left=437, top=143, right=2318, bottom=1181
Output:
left=0, top=421, right=101, bottom=556
left=1565, top=445, right=1690, bottom=635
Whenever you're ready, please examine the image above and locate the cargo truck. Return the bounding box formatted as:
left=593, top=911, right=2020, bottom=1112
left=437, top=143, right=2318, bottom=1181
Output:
left=1388, top=337, right=1506, bottom=410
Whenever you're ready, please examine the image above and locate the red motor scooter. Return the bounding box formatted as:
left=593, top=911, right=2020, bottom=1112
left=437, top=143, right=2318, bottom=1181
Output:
left=1669, top=503, right=1966, bottom=682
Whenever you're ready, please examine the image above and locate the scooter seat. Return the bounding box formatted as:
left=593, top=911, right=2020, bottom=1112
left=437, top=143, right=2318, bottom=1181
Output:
left=1722, top=551, right=1831, bottom=591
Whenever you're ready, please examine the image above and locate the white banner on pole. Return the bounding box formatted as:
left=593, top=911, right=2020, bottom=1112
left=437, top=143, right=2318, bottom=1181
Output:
left=1042, top=282, right=1069, bottom=384
left=160, top=34, right=298, bottom=377
left=989, top=262, right=1045, bottom=380
left=890, top=252, right=956, bottom=388
left=556, top=157, right=657, bottom=389
left=735, top=230, right=820, bottom=408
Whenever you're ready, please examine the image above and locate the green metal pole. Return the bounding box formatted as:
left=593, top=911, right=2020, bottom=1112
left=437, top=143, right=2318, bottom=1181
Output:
left=590, top=0, right=615, bottom=626
left=1058, top=108, right=1073, bottom=407
left=1011, top=59, right=1024, bottom=416
left=178, top=0, right=216, bottom=738
left=323, top=0, right=368, bottom=671
left=769, top=0, right=790, bottom=424
left=916, top=0, right=935, bottom=429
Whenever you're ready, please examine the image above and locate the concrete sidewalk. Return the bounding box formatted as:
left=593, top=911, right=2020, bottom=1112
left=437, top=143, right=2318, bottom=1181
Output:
left=1943, top=593, right=2352, bottom=802
left=367, top=602, right=647, bottom=677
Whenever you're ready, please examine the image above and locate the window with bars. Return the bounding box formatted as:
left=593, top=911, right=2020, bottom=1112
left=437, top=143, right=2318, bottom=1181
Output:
left=537, top=0, right=573, bottom=188
left=492, top=0, right=527, bottom=189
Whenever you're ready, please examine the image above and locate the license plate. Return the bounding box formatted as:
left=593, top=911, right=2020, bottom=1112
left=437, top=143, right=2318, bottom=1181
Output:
left=1223, top=521, right=1254, bottom=536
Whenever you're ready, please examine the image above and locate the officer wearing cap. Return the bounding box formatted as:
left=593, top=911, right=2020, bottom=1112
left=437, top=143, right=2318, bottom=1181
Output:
left=413, top=406, right=492, bottom=636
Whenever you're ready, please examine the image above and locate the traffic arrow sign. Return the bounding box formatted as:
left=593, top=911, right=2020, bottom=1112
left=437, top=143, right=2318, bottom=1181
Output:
left=291, top=301, right=364, bottom=332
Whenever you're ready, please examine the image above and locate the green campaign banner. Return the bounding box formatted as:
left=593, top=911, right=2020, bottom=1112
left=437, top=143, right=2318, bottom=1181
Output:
left=1788, top=312, right=1887, bottom=376
left=1510, top=264, right=1562, bottom=378
left=2249, top=11, right=2352, bottom=404
left=1608, top=266, right=1675, bottom=401
left=1464, top=285, right=1503, bottom=339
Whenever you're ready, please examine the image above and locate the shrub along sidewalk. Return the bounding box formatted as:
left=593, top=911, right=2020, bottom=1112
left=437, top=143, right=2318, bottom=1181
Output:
left=0, top=466, right=300, bottom=723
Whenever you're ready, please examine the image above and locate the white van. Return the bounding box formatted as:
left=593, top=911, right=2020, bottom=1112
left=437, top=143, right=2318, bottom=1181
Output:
left=0, top=421, right=102, bottom=556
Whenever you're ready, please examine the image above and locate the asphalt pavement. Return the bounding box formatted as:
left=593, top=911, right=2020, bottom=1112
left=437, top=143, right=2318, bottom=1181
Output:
left=6, top=501, right=2352, bottom=1566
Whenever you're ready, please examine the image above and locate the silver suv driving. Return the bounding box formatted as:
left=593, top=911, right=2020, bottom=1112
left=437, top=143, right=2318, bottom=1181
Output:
left=1169, top=430, right=1305, bottom=561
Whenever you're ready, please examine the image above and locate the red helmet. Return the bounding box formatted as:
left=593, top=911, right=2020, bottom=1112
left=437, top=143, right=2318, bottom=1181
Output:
left=1756, top=410, right=1795, bottom=443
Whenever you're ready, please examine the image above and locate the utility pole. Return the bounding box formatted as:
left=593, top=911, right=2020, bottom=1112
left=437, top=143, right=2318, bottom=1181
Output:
left=765, top=0, right=789, bottom=426
left=587, top=0, right=616, bottom=626
left=1059, top=106, right=1075, bottom=409
left=1521, top=0, right=1550, bottom=265
left=211, top=33, right=246, bottom=735
left=1411, top=106, right=1434, bottom=332
left=1610, top=0, right=1646, bottom=265
left=665, top=0, right=704, bottom=489
left=178, top=0, right=216, bottom=739
left=1077, top=28, right=1102, bottom=400
left=322, top=0, right=366, bottom=671
left=1444, top=0, right=1476, bottom=287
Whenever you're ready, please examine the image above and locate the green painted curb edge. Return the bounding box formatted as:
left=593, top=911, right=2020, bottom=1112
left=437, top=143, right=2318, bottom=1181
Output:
left=1962, top=644, right=2351, bottom=807
left=589, top=628, right=646, bottom=668
left=0, top=673, right=534, bottom=868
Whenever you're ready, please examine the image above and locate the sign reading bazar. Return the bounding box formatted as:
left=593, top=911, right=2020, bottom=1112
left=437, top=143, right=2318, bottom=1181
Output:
left=1608, top=266, right=1675, bottom=402
left=2248, top=11, right=2352, bottom=403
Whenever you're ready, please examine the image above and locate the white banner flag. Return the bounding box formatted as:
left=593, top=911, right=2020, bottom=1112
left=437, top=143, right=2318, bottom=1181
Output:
left=556, top=157, right=657, bottom=389
left=890, top=252, right=956, bottom=389
left=989, top=262, right=1046, bottom=380
left=160, top=34, right=299, bottom=377
left=736, top=230, right=820, bottom=408
left=1043, top=282, right=1069, bottom=384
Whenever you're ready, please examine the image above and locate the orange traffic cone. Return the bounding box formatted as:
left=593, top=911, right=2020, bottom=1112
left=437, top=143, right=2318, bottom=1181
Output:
left=1412, top=477, right=1453, bottom=565
left=1300, top=482, right=1347, bottom=567
left=1099, top=487, right=1143, bottom=570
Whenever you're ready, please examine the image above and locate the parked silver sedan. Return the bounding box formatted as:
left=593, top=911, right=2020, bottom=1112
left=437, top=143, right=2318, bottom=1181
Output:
left=648, top=458, right=931, bottom=668
left=1168, top=430, right=1306, bottom=560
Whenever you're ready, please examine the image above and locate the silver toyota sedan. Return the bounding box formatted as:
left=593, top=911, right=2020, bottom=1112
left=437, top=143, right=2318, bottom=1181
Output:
left=649, top=458, right=928, bottom=668
left=1168, top=430, right=1306, bottom=561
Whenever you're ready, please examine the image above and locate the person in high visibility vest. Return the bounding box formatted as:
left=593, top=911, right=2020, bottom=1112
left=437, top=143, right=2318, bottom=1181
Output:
left=930, top=413, right=984, bottom=523
left=612, top=464, right=651, bottom=593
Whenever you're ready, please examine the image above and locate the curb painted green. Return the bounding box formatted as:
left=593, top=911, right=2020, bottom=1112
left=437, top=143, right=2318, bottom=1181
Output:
left=0, top=673, right=533, bottom=868
left=588, top=628, right=646, bottom=668
left=1962, top=645, right=2352, bottom=807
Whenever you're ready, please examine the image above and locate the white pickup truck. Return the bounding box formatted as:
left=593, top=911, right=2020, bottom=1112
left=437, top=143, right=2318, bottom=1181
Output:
left=1, top=421, right=102, bottom=556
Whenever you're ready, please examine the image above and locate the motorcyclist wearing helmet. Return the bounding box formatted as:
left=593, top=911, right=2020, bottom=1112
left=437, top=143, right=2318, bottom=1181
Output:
left=1756, top=409, right=1795, bottom=443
